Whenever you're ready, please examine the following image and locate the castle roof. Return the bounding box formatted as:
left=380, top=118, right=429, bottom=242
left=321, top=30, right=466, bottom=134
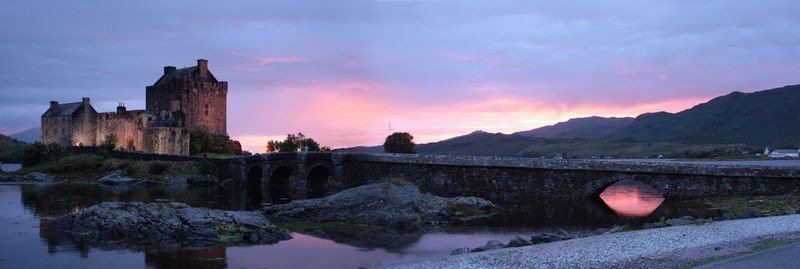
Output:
left=152, top=65, right=218, bottom=86
left=42, top=102, right=82, bottom=117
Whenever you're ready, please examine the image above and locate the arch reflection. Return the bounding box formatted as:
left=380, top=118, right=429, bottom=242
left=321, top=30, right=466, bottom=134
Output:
left=599, top=180, right=665, bottom=217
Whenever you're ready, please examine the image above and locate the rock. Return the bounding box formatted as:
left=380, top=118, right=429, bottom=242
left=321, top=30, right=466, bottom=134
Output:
left=261, top=183, right=501, bottom=231
left=721, top=212, right=737, bottom=220
left=506, top=235, right=532, bottom=248
left=641, top=222, right=666, bottom=229
left=608, top=227, right=624, bottom=233
left=46, top=202, right=291, bottom=250
left=531, top=233, right=564, bottom=243
left=165, top=174, right=220, bottom=187
left=680, top=215, right=695, bottom=221
left=484, top=240, right=505, bottom=250
left=742, top=208, right=764, bottom=218
left=471, top=240, right=505, bottom=253
left=97, top=173, right=137, bottom=185
left=219, top=178, right=236, bottom=187
left=593, top=228, right=608, bottom=234
left=666, top=218, right=693, bottom=226
left=28, top=172, right=55, bottom=181
left=450, top=247, right=470, bottom=255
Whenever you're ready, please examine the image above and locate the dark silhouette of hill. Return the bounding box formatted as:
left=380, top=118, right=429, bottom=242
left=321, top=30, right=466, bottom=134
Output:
left=338, top=83, right=798, bottom=156
left=610, top=84, right=800, bottom=147
left=0, top=134, right=28, bottom=162
left=514, top=116, right=633, bottom=139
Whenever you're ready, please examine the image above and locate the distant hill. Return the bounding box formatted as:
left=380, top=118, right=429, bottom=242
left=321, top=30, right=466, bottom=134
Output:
left=0, top=134, right=28, bottom=162
left=338, top=83, right=799, bottom=157
left=337, top=131, right=751, bottom=159
left=610, top=84, right=800, bottom=147
left=10, top=127, right=40, bottom=143
left=514, top=116, right=634, bottom=140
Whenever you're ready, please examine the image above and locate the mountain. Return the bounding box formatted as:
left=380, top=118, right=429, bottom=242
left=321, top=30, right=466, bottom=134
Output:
left=514, top=116, right=634, bottom=140
left=611, top=84, right=800, bottom=146
left=10, top=127, right=40, bottom=143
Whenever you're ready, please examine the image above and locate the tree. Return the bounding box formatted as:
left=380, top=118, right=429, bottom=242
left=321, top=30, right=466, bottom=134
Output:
left=383, top=132, right=415, bottom=154
left=101, top=133, right=118, bottom=152
left=190, top=126, right=245, bottom=155
left=265, top=133, right=328, bottom=152
left=22, top=142, right=63, bottom=167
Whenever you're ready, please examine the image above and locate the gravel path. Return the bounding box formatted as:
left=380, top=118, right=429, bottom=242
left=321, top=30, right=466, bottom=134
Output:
left=384, top=215, right=800, bottom=269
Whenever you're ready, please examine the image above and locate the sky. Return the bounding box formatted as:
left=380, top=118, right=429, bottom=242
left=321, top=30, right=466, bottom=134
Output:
left=1, top=0, right=799, bottom=154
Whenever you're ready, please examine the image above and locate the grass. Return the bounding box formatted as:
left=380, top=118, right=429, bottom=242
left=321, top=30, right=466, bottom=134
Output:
left=683, top=238, right=800, bottom=268
left=701, top=194, right=800, bottom=217
left=6, top=152, right=208, bottom=181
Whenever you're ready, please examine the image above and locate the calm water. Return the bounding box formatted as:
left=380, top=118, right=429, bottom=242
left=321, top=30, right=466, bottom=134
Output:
left=0, top=182, right=715, bottom=268
left=1, top=163, right=21, bottom=172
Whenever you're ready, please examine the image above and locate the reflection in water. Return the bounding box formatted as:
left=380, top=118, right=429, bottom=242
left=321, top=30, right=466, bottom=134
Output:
left=599, top=180, right=665, bottom=217
left=0, top=182, right=720, bottom=268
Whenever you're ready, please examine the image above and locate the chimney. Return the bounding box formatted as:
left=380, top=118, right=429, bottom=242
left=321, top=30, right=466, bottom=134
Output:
left=82, top=97, right=90, bottom=104
left=50, top=101, right=58, bottom=109
left=117, top=102, right=126, bottom=114
left=164, top=66, right=176, bottom=75
left=197, top=59, right=208, bottom=78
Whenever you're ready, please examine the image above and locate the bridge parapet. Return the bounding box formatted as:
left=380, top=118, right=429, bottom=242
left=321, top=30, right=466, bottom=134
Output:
left=339, top=153, right=800, bottom=178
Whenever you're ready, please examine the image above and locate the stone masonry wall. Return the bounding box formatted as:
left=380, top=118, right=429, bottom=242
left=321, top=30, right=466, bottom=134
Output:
left=142, top=127, right=190, bottom=156
left=182, top=80, right=227, bottom=135
left=41, top=115, right=72, bottom=146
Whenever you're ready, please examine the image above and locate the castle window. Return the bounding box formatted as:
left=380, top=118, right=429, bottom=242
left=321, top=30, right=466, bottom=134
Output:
left=205, top=104, right=209, bottom=116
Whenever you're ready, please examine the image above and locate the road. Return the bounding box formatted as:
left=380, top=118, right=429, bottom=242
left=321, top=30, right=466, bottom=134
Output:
left=694, top=241, right=800, bottom=269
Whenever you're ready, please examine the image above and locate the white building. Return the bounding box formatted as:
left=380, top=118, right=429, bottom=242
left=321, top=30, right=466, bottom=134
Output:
left=768, top=149, right=800, bottom=158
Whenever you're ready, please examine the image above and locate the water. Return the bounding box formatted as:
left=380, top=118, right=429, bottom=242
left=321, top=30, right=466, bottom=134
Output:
left=0, top=183, right=717, bottom=268
left=1, top=163, right=21, bottom=172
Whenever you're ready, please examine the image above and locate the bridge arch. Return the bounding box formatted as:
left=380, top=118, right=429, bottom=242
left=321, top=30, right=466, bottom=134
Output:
left=306, top=165, right=333, bottom=198
left=245, top=165, right=264, bottom=208
left=268, top=166, right=294, bottom=204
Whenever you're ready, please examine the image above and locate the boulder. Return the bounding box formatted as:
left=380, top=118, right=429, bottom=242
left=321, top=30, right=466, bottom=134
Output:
left=742, top=208, right=765, bottom=218
left=450, top=247, right=471, bottom=255
left=29, top=172, right=55, bottom=181
left=531, top=233, right=565, bottom=243
left=47, top=202, right=291, bottom=250
left=262, top=182, right=500, bottom=231
left=607, top=227, right=624, bottom=233
left=97, top=173, right=137, bottom=185
left=666, top=218, right=693, bottom=226
left=165, top=174, right=220, bottom=187
left=506, top=235, right=532, bottom=248
left=471, top=240, right=504, bottom=252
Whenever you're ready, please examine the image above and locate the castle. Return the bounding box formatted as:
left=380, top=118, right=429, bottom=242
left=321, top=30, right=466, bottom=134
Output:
left=41, top=59, right=227, bottom=156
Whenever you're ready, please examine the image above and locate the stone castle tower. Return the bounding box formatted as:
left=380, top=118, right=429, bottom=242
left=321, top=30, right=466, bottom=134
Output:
left=41, top=59, right=228, bottom=155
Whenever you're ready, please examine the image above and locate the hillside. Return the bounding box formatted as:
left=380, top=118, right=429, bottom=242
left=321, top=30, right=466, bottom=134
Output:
left=0, top=134, right=28, bottom=162
left=514, top=116, right=634, bottom=139
left=611, top=84, right=800, bottom=147
left=337, top=131, right=751, bottom=159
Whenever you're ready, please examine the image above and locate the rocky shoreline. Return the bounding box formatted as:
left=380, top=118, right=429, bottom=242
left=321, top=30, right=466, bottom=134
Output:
left=45, top=182, right=501, bottom=251
left=46, top=201, right=292, bottom=251
left=386, top=215, right=800, bottom=269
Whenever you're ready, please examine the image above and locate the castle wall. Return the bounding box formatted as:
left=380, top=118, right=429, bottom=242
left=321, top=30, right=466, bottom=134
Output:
left=142, top=127, right=190, bottom=155
left=70, top=104, right=97, bottom=146
left=41, top=116, right=72, bottom=146
left=94, top=111, right=148, bottom=151
left=182, top=81, right=227, bottom=135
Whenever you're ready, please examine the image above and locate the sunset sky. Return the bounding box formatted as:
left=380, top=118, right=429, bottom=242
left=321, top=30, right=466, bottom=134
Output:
left=1, top=1, right=799, bottom=153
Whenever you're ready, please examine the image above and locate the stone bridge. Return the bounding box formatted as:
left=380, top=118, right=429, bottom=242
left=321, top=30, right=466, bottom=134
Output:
left=210, top=152, right=800, bottom=205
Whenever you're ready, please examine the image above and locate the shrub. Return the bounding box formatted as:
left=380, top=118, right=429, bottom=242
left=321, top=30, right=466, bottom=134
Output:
left=22, top=143, right=63, bottom=167
left=149, top=163, right=169, bottom=175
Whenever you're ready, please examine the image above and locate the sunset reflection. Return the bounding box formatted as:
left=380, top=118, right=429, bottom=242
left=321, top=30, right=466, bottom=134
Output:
left=599, top=180, right=665, bottom=217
